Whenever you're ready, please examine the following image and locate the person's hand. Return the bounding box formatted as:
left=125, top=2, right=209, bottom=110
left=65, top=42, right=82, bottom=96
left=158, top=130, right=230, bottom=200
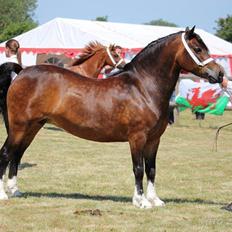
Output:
left=221, top=77, right=228, bottom=88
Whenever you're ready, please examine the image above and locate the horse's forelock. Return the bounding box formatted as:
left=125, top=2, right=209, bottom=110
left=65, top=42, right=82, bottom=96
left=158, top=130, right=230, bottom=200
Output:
left=194, top=33, right=209, bottom=52
left=185, top=31, right=209, bottom=52
left=109, top=44, right=116, bottom=51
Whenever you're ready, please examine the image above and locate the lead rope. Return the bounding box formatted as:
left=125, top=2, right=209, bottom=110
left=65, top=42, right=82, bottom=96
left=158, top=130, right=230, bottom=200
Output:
left=214, top=122, right=232, bottom=152
left=214, top=87, right=232, bottom=151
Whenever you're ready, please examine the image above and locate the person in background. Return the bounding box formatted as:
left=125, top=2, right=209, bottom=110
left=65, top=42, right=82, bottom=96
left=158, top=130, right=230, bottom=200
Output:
left=1, top=39, right=22, bottom=81
left=195, top=111, right=205, bottom=120
left=194, top=79, right=206, bottom=120
left=221, top=76, right=232, bottom=96
left=4, top=39, right=22, bottom=65
left=168, top=91, right=176, bottom=125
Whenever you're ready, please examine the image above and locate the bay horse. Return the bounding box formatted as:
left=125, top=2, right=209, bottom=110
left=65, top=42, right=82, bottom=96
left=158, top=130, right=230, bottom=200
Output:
left=68, top=41, right=125, bottom=78
left=0, top=27, right=223, bottom=208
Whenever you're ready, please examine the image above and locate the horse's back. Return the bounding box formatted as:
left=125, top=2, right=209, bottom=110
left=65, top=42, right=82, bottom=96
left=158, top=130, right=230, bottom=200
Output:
left=6, top=65, right=127, bottom=129
left=7, top=65, right=86, bottom=122
left=9, top=64, right=93, bottom=95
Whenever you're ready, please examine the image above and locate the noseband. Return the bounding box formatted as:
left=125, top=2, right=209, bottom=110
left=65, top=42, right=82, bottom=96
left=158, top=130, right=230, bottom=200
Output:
left=181, top=33, right=214, bottom=67
left=106, top=47, right=124, bottom=68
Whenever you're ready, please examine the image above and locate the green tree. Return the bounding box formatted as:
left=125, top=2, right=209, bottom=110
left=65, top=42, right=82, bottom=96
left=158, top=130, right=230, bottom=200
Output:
left=144, top=19, right=178, bottom=27
left=0, top=0, right=38, bottom=42
left=215, top=15, right=232, bottom=43
left=95, top=16, right=108, bottom=22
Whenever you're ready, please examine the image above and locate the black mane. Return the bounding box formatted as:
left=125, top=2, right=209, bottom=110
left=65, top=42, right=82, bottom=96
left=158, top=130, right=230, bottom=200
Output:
left=124, top=30, right=209, bottom=69
left=130, top=31, right=183, bottom=64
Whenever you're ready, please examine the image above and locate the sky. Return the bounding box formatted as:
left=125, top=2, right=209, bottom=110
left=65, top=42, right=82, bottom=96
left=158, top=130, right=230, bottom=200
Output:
left=34, top=0, right=232, bottom=34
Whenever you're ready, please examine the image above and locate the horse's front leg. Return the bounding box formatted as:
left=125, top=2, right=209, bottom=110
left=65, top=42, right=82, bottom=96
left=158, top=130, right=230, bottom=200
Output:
left=129, top=133, right=152, bottom=208
left=144, top=139, right=165, bottom=207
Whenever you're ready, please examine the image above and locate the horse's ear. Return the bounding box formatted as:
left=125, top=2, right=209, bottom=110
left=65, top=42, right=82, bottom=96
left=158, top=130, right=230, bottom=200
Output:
left=190, top=25, right=196, bottom=34
left=110, top=44, right=116, bottom=51
left=185, top=26, right=195, bottom=39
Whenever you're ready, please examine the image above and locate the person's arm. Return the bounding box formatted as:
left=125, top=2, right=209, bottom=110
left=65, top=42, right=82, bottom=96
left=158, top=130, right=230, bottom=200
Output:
left=221, top=77, right=232, bottom=96
left=227, top=81, right=232, bottom=95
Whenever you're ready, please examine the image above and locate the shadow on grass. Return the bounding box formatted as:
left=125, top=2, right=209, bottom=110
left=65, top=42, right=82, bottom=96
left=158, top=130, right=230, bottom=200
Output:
left=23, top=192, right=131, bottom=203
left=22, top=192, right=225, bottom=205
left=43, top=126, right=64, bottom=132
left=18, top=162, right=37, bottom=170
left=163, top=197, right=225, bottom=206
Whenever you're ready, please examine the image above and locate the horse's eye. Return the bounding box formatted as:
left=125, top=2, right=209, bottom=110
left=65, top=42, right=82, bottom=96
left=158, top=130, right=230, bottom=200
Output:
left=194, top=47, right=202, bottom=53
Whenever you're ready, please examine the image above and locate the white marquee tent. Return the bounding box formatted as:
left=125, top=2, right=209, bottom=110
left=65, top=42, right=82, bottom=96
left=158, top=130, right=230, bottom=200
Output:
left=0, top=17, right=232, bottom=76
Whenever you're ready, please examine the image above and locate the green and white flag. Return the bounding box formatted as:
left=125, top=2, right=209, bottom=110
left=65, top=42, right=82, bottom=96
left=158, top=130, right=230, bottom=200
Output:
left=175, top=79, right=230, bottom=115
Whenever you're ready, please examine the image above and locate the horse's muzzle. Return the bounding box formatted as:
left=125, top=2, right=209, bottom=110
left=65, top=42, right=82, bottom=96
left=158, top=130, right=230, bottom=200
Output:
left=205, top=68, right=224, bottom=84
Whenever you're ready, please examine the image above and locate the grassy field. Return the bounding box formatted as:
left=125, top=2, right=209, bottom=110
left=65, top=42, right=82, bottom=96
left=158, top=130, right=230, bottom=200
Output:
left=0, top=110, right=232, bottom=231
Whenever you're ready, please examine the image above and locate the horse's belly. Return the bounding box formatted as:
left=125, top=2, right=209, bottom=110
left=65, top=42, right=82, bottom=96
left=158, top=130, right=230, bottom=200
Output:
left=51, top=117, right=128, bottom=142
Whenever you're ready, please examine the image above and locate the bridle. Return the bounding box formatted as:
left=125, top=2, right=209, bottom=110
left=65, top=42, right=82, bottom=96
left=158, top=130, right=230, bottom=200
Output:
left=181, top=33, right=214, bottom=67
left=106, top=47, right=124, bottom=68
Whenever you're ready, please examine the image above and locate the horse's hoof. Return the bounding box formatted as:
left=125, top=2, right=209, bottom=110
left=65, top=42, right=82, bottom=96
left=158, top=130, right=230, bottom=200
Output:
left=133, top=195, right=152, bottom=209
left=0, top=192, right=8, bottom=200
left=154, top=198, right=165, bottom=207
left=140, top=200, right=153, bottom=209
left=9, top=190, right=23, bottom=198
left=222, top=202, right=232, bottom=212
left=148, top=197, right=165, bottom=207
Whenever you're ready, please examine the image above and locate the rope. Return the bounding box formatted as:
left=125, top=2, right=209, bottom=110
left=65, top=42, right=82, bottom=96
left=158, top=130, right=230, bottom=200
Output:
left=214, top=122, right=232, bottom=152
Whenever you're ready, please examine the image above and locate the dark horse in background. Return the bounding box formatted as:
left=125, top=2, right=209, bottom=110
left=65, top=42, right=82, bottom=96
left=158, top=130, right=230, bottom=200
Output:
left=0, top=27, right=223, bottom=208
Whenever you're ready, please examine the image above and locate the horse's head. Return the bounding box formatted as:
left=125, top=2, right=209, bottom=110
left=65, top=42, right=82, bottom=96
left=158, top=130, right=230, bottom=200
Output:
left=105, top=44, right=126, bottom=69
left=177, top=26, right=224, bottom=84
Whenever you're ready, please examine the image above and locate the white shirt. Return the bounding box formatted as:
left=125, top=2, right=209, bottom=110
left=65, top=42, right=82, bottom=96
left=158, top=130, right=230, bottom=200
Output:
left=4, top=54, right=18, bottom=64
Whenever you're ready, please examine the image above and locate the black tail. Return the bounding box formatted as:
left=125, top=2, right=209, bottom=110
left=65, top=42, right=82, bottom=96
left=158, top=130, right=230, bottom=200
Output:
left=0, top=62, right=23, bottom=133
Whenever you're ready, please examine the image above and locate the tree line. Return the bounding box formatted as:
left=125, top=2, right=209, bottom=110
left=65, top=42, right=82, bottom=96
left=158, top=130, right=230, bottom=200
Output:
left=0, top=0, right=231, bottom=43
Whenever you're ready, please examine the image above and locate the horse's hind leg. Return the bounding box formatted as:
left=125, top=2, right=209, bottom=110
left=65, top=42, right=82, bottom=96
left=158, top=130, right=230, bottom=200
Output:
left=144, top=139, right=165, bottom=207
left=0, top=138, right=18, bottom=199
left=7, top=146, right=26, bottom=197
left=7, top=121, right=45, bottom=197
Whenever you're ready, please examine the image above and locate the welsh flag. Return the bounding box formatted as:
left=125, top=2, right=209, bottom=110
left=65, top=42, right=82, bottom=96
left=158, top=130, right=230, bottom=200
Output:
left=175, top=79, right=230, bottom=115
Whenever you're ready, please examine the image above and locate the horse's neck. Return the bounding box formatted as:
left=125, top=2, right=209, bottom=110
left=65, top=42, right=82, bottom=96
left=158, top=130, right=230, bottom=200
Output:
left=131, top=44, right=181, bottom=101
left=76, top=52, right=106, bottom=78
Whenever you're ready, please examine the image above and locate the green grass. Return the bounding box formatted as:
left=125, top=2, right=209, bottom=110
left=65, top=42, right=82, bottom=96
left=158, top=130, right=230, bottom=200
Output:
left=0, top=110, right=232, bottom=231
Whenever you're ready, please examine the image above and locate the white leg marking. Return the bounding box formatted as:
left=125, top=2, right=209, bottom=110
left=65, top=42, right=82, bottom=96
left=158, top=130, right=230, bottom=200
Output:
left=132, top=186, right=152, bottom=209
left=7, top=176, right=22, bottom=197
left=146, top=181, right=165, bottom=207
left=0, top=179, right=8, bottom=200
